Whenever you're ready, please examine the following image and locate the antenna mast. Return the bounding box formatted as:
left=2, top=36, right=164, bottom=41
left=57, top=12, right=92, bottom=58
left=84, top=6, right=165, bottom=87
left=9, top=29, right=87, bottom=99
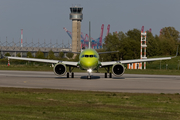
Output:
left=89, top=21, right=91, bottom=48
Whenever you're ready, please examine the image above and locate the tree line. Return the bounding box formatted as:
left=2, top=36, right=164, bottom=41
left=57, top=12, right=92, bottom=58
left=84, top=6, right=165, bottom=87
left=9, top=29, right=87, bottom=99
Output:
left=99, top=26, right=180, bottom=62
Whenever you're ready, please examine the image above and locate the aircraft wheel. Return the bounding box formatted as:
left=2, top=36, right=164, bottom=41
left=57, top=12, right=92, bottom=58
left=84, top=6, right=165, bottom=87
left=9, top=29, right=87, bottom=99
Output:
left=109, top=73, right=112, bottom=78
left=71, top=72, right=74, bottom=78
left=105, top=73, right=107, bottom=78
left=87, top=76, right=91, bottom=79
left=67, top=72, right=69, bottom=78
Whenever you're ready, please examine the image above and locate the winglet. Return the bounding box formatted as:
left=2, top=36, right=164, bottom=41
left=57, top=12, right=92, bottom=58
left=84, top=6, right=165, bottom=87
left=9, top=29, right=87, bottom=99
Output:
left=172, top=45, right=179, bottom=58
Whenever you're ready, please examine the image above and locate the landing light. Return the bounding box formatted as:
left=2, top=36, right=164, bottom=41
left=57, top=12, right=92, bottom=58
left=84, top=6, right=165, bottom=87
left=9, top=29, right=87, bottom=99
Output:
left=87, top=69, right=92, bottom=73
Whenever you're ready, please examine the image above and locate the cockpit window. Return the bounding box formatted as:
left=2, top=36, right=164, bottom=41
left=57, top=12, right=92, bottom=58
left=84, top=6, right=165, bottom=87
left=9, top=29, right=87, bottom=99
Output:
left=81, top=54, right=98, bottom=58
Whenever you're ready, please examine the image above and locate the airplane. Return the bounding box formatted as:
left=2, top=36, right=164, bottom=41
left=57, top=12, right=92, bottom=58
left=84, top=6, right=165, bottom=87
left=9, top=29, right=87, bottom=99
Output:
left=8, top=22, right=178, bottom=79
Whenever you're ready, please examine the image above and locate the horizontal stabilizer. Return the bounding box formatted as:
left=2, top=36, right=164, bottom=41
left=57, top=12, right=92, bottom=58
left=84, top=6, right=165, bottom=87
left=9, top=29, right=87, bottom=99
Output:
left=98, top=51, right=119, bottom=54
left=62, top=51, right=80, bottom=54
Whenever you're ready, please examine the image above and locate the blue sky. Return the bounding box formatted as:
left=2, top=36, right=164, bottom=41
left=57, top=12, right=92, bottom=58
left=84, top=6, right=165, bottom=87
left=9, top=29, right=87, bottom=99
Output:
left=0, top=0, right=180, bottom=45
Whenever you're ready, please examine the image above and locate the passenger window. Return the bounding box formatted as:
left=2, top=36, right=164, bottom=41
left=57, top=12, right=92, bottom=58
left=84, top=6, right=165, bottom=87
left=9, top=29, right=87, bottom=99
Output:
left=90, top=55, right=93, bottom=58
left=85, top=55, right=88, bottom=57
left=94, top=55, right=97, bottom=58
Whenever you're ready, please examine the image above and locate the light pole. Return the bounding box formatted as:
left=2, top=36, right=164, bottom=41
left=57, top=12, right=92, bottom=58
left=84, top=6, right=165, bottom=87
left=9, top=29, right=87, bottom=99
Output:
left=166, top=64, right=168, bottom=70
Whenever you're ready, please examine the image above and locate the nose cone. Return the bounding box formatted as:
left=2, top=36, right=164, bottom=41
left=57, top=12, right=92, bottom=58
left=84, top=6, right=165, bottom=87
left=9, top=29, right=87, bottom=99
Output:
left=80, top=58, right=98, bottom=69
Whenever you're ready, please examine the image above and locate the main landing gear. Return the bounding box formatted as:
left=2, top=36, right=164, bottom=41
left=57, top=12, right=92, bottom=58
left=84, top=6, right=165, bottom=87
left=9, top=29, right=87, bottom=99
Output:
left=66, top=72, right=74, bottom=78
left=67, top=66, right=74, bottom=78
left=104, top=66, right=112, bottom=78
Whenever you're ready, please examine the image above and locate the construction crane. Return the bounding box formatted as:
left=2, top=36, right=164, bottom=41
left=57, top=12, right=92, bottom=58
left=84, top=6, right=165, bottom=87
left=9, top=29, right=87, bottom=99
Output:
left=64, top=24, right=110, bottom=49
left=64, top=27, right=85, bottom=41
left=149, top=28, right=152, bottom=33
left=63, top=28, right=72, bottom=39
left=97, top=24, right=104, bottom=49
left=142, top=26, right=152, bottom=33
left=141, top=26, right=144, bottom=33
left=102, top=24, right=110, bottom=48
left=82, top=24, right=104, bottom=49
left=106, top=24, right=110, bottom=36
left=81, top=34, right=95, bottom=48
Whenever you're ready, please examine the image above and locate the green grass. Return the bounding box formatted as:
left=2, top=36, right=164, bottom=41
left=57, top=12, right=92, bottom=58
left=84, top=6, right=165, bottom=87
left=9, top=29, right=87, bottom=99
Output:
left=0, top=64, right=53, bottom=71
left=0, top=87, right=180, bottom=120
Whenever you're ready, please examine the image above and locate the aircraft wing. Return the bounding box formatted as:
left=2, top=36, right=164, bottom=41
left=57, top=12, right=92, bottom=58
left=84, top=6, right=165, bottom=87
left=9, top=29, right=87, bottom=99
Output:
left=8, top=57, right=78, bottom=67
left=101, top=57, right=172, bottom=67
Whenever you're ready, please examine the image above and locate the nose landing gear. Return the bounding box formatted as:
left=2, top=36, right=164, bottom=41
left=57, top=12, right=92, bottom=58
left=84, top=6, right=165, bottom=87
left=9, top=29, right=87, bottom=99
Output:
left=87, top=73, right=91, bottom=79
left=87, top=69, right=92, bottom=79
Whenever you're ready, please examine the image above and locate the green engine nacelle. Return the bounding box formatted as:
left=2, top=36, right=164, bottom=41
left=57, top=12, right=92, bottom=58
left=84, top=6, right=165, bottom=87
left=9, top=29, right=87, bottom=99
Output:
left=112, top=63, right=125, bottom=76
left=53, top=63, right=66, bottom=76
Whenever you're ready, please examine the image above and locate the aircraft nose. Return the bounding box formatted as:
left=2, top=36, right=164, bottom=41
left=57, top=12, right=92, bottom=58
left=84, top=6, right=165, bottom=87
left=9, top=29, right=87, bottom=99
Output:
left=80, top=59, right=98, bottom=69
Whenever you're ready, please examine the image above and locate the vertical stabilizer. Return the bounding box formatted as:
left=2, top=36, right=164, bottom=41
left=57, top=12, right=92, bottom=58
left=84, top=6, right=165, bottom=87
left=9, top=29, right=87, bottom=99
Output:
left=89, top=21, right=91, bottom=49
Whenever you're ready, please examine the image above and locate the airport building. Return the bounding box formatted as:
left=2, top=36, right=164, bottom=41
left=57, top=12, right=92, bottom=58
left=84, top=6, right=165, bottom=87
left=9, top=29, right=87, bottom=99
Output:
left=0, top=40, right=70, bottom=58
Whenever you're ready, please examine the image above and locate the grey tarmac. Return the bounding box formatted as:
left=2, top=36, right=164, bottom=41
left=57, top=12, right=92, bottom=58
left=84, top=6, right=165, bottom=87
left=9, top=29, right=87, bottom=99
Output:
left=0, top=70, right=180, bottom=93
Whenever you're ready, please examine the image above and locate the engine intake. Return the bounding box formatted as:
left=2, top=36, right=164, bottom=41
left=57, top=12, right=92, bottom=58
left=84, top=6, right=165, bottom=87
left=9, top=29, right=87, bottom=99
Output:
left=112, top=63, right=125, bottom=76
left=53, top=63, right=66, bottom=76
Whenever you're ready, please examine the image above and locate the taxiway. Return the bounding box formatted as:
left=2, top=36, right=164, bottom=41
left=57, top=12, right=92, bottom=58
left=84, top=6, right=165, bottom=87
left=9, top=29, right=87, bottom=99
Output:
left=0, top=70, right=180, bottom=93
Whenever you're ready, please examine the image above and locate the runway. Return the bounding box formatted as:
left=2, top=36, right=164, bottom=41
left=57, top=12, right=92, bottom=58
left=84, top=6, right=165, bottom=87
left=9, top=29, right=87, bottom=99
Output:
left=0, top=70, right=180, bottom=93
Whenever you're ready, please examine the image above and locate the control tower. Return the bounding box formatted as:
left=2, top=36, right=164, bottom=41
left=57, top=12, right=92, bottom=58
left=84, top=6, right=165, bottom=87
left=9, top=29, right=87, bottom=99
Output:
left=70, top=6, right=83, bottom=52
